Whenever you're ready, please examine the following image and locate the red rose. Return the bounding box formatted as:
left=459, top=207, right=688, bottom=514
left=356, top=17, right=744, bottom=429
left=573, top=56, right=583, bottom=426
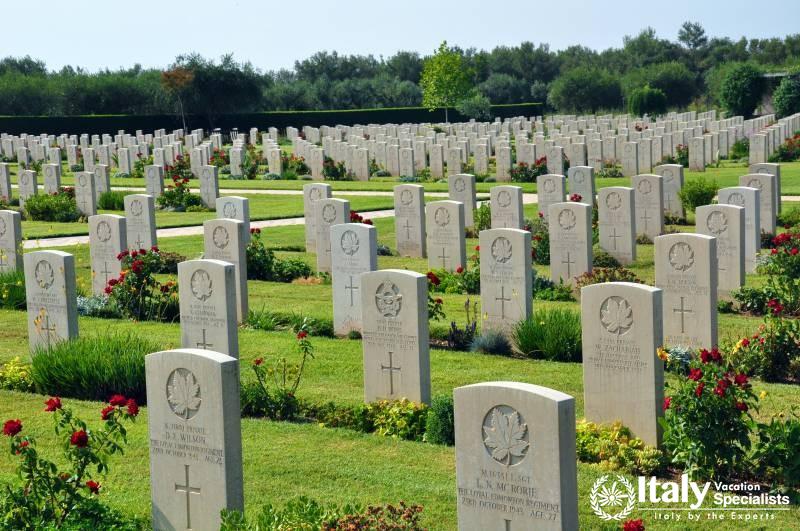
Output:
left=435, top=298, right=443, bottom=305
left=108, top=278, right=118, bottom=287
left=126, top=399, right=139, bottom=417
left=109, top=394, right=127, bottom=407
left=297, top=331, right=308, bottom=340
left=253, top=358, right=263, bottom=366
left=44, top=397, right=62, bottom=412
left=139, top=249, right=147, bottom=256
left=695, top=382, right=705, bottom=397
left=538, top=212, right=544, bottom=218
left=475, top=245, right=480, bottom=251
left=151, top=246, right=160, bottom=253
left=130, top=250, right=138, bottom=258
left=86, top=480, right=100, bottom=494
left=16, top=440, right=29, bottom=453
left=104, top=286, right=113, bottom=295
left=456, top=266, right=464, bottom=274
left=101, top=405, right=115, bottom=420
left=735, top=401, right=748, bottom=412
left=688, top=368, right=703, bottom=381
left=3, top=419, right=22, bottom=437
left=771, top=248, right=778, bottom=255
left=663, top=396, right=671, bottom=411
left=249, top=228, right=256, bottom=234
left=700, top=349, right=712, bottom=363
left=364, top=219, right=373, bottom=225
left=741, top=338, right=750, bottom=347
left=623, top=519, right=645, bottom=531
left=734, top=373, right=749, bottom=386
left=791, top=248, right=798, bottom=256
left=710, top=347, right=722, bottom=362
left=70, top=430, right=88, bottom=447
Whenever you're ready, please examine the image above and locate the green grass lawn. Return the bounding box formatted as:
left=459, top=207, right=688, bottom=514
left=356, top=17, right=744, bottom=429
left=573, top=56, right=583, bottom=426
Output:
left=6, top=159, right=800, bottom=194
left=1, top=185, right=799, bottom=529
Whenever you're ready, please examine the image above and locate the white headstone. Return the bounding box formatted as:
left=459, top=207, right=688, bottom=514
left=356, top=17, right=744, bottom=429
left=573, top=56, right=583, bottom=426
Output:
left=89, top=214, right=126, bottom=296
left=331, top=223, right=377, bottom=336
left=696, top=204, right=745, bottom=297
left=394, top=184, right=426, bottom=258
left=548, top=202, right=592, bottom=285
left=315, top=198, right=350, bottom=273
left=598, top=187, right=636, bottom=265
left=24, top=250, right=78, bottom=352
left=203, top=219, right=248, bottom=324
left=426, top=200, right=467, bottom=272
left=479, top=229, right=532, bottom=333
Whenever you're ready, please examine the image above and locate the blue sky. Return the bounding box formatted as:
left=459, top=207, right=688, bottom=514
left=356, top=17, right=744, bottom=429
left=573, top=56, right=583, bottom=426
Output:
left=5, top=0, right=800, bottom=72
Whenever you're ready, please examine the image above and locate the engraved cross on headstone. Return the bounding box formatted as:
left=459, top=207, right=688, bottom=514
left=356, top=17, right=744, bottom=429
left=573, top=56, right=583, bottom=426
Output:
left=438, top=247, right=449, bottom=269
left=100, top=262, right=113, bottom=285
left=403, top=219, right=413, bottom=239
left=174, top=464, right=201, bottom=530
left=673, top=296, right=694, bottom=334
left=609, top=227, right=622, bottom=250
left=641, top=210, right=652, bottom=232
left=344, top=275, right=359, bottom=307
left=561, top=251, right=575, bottom=278
left=495, top=285, right=511, bottom=319
left=196, top=329, right=214, bottom=350
left=0, top=250, right=7, bottom=270
left=134, top=235, right=145, bottom=249
left=664, top=194, right=673, bottom=212
left=380, top=351, right=401, bottom=395
left=38, top=312, right=58, bottom=350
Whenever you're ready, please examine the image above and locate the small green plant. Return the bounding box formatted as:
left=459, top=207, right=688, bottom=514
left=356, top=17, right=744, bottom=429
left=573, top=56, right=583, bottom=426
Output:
left=0, top=357, right=34, bottom=392
left=679, top=177, right=718, bottom=213
left=0, top=396, right=140, bottom=530
left=30, top=333, right=157, bottom=403
left=525, top=215, right=550, bottom=265
left=247, top=308, right=334, bottom=337
left=156, top=173, right=203, bottom=211
left=592, top=250, right=621, bottom=268
left=424, top=395, right=455, bottom=445
left=511, top=307, right=581, bottom=361
left=575, top=267, right=641, bottom=288
left=448, top=298, right=478, bottom=350
left=751, top=409, right=800, bottom=490
left=510, top=157, right=548, bottom=183
left=473, top=203, right=491, bottom=232
left=728, top=138, right=749, bottom=160
left=576, top=420, right=663, bottom=475
left=367, top=398, right=428, bottom=441
left=23, top=192, right=81, bottom=222
left=0, top=269, right=26, bottom=310
left=470, top=330, right=511, bottom=355
left=220, top=497, right=359, bottom=531
left=244, top=329, right=315, bottom=421
left=532, top=276, right=575, bottom=301
left=105, top=247, right=179, bottom=322
left=246, top=228, right=312, bottom=282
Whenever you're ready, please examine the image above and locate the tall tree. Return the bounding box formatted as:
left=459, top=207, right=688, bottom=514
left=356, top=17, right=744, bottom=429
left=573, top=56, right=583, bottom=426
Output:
left=678, top=22, right=708, bottom=50
left=161, top=67, right=194, bottom=131
left=420, top=41, right=473, bottom=122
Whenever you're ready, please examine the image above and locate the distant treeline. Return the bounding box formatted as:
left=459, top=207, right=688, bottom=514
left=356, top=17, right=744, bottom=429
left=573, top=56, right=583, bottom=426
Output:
left=0, top=22, right=798, bottom=121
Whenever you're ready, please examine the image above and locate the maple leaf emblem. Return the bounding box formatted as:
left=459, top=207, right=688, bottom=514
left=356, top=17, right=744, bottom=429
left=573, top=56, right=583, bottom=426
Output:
left=340, top=230, right=360, bottom=256
left=706, top=211, right=728, bottom=235
left=190, top=269, right=213, bottom=301
left=605, top=191, right=622, bottom=211
left=96, top=221, right=112, bottom=242
left=483, top=408, right=529, bottom=466
left=167, top=369, right=202, bottom=420
left=669, top=242, right=695, bottom=271
left=491, top=237, right=513, bottom=263
left=600, top=297, right=633, bottom=335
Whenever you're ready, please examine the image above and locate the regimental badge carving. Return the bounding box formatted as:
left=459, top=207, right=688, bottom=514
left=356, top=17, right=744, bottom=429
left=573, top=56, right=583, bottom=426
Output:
left=375, top=281, right=402, bottom=318
left=669, top=242, right=695, bottom=271
left=35, top=260, right=55, bottom=289
left=190, top=269, right=213, bottom=301
left=637, top=179, right=652, bottom=195
left=223, top=202, right=237, bottom=218
left=166, top=368, right=202, bottom=420
left=322, top=204, right=337, bottom=223
left=95, top=221, right=112, bottom=242
left=572, top=170, right=585, bottom=184
left=707, top=211, right=728, bottom=236
left=147, top=167, right=156, bottom=179
left=434, top=207, right=450, bottom=227
left=454, top=177, right=466, bottom=192
left=662, top=169, right=673, bottom=182
left=20, top=173, right=28, bottom=186
left=0, top=218, right=6, bottom=238
left=483, top=405, right=529, bottom=467
left=340, top=230, right=360, bottom=256
left=543, top=178, right=556, bottom=193
left=400, top=189, right=413, bottom=206
left=202, top=168, right=213, bottom=179
left=558, top=208, right=577, bottom=230
left=491, top=237, right=512, bottom=263
left=45, top=166, right=54, bottom=178
left=605, top=191, right=622, bottom=211
left=497, top=190, right=511, bottom=208
left=78, top=174, right=87, bottom=187
left=747, top=179, right=763, bottom=190
left=728, top=192, right=745, bottom=207
left=130, top=199, right=143, bottom=217
left=212, top=226, right=230, bottom=249
left=309, top=187, right=322, bottom=201
left=600, top=296, right=633, bottom=336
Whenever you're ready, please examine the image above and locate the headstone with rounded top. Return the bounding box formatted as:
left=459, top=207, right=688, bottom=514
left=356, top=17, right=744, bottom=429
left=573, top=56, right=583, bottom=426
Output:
left=394, top=184, right=426, bottom=258
left=89, top=214, right=126, bottom=296
left=718, top=186, right=761, bottom=273
left=548, top=202, right=592, bottom=285
left=479, top=228, right=532, bottom=334
left=598, top=187, right=636, bottom=265
left=0, top=210, right=22, bottom=272
left=696, top=204, right=745, bottom=297
left=24, top=250, right=78, bottom=352
left=426, top=200, right=466, bottom=273
left=331, top=223, right=377, bottom=336
left=632, top=174, right=664, bottom=240
left=315, top=198, right=350, bottom=273
left=490, top=185, right=523, bottom=229
left=203, top=219, right=248, bottom=324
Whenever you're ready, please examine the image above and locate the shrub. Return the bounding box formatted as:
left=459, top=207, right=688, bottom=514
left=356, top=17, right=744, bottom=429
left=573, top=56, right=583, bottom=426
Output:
left=720, top=63, right=764, bottom=118
left=658, top=346, right=693, bottom=375
left=470, top=330, right=511, bottom=355
left=510, top=158, right=547, bottom=183
left=628, top=85, right=667, bottom=116
left=97, top=190, right=127, bottom=211
left=511, top=307, right=582, bottom=362
left=473, top=203, right=491, bottom=232
left=662, top=347, right=758, bottom=480
left=575, top=267, right=641, bottom=288
left=326, top=502, right=425, bottom=530
left=156, top=173, right=203, bottom=211
left=0, top=397, right=140, bottom=531
left=76, top=295, right=120, bottom=318
left=23, top=192, right=81, bottom=222
left=532, top=277, right=575, bottom=302
left=0, top=269, right=26, bottom=310
left=456, top=92, right=492, bottom=120
left=679, top=177, right=718, bottom=213
left=247, top=308, right=334, bottom=337
left=424, top=395, right=455, bottom=445
left=732, top=286, right=774, bottom=315
left=548, top=67, right=622, bottom=113
left=728, top=315, right=800, bottom=382
left=525, top=214, right=550, bottom=264
left=751, top=410, right=800, bottom=490
left=758, top=230, right=800, bottom=315
left=246, top=229, right=313, bottom=282
left=770, top=132, right=800, bottom=163
left=0, top=357, right=34, bottom=392
left=592, top=251, right=621, bottom=268
left=576, top=420, right=663, bottom=475
left=322, top=156, right=354, bottom=181
left=778, top=206, right=800, bottom=229
left=105, top=247, right=179, bottom=322
left=152, top=250, right=186, bottom=274
left=220, top=497, right=359, bottom=531
left=30, top=333, right=156, bottom=403
left=773, top=75, right=800, bottom=119
left=728, top=137, right=749, bottom=160
left=597, top=161, right=624, bottom=178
